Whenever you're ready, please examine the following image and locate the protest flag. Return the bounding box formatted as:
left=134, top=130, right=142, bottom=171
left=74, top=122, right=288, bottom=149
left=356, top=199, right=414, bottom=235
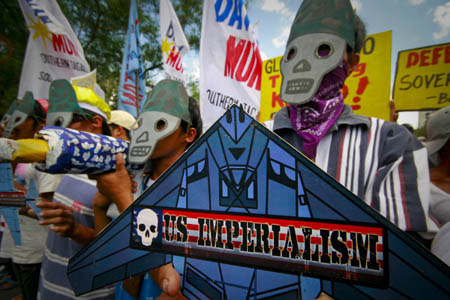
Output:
left=199, top=0, right=262, bottom=130
left=18, top=0, right=91, bottom=100
left=118, top=0, right=147, bottom=118
left=159, top=0, right=190, bottom=83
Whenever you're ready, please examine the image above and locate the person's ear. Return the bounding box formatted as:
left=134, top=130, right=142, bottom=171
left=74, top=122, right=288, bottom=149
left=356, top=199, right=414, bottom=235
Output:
left=36, top=121, right=46, bottom=132
left=90, top=115, right=103, bottom=131
left=117, top=126, right=128, bottom=138
left=348, top=52, right=360, bottom=73
left=185, top=127, right=197, bottom=144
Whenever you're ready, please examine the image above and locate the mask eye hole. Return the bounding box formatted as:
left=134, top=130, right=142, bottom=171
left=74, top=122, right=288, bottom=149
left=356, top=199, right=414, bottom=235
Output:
left=14, top=117, right=21, bottom=124
left=55, top=117, right=64, bottom=127
left=155, top=119, right=167, bottom=131
left=286, top=47, right=296, bottom=61
left=316, top=43, right=333, bottom=58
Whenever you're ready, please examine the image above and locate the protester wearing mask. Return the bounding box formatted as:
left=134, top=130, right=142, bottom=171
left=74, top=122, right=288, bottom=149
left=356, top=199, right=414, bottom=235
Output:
left=36, top=81, right=115, bottom=300
left=272, top=0, right=437, bottom=242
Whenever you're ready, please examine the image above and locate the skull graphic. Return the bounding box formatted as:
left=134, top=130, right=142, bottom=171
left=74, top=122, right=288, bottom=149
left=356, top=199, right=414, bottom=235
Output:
left=280, top=33, right=346, bottom=105
left=136, top=208, right=159, bottom=246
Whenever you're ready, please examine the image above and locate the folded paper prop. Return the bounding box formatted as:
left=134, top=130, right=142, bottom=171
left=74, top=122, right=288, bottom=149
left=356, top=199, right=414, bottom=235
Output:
left=67, top=106, right=449, bottom=299
left=0, top=126, right=144, bottom=174
left=0, top=164, right=46, bottom=245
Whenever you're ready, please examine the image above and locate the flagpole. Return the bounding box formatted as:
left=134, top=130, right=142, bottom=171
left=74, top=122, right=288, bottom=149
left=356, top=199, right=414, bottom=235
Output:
left=134, top=0, right=140, bottom=118
left=135, top=69, right=140, bottom=118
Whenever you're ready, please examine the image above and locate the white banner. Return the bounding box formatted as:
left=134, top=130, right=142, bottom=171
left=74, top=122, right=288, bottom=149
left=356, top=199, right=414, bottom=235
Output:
left=160, top=0, right=190, bottom=83
left=18, top=0, right=90, bottom=100
left=199, top=0, right=262, bottom=129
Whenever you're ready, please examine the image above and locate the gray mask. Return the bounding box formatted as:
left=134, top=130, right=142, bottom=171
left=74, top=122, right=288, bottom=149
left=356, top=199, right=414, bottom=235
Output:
left=280, top=33, right=346, bottom=105
left=128, top=111, right=181, bottom=164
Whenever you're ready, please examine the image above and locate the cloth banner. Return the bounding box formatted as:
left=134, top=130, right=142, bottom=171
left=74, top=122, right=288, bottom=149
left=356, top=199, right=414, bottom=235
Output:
left=159, top=0, right=190, bottom=83
left=18, top=0, right=90, bottom=100
left=118, top=0, right=147, bottom=118
left=199, top=0, right=262, bottom=129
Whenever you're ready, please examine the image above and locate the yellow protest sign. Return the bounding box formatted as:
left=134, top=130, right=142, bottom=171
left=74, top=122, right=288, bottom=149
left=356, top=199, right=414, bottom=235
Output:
left=343, top=31, right=392, bottom=120
left=260, top=56, right=285, bottom=123
left=260, top=31, right=392, bottom=122
left=393, top=43, right=450, bottom=111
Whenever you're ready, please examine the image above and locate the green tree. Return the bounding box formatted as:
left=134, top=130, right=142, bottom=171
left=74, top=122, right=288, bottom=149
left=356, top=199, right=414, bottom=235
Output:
left=0, top=0, right=202, bottom=114
left=0, top=1, right=28, bottom=115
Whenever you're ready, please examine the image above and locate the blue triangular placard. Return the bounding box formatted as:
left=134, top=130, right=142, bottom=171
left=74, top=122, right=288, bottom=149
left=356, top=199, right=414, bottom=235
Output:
left=26, top=179, right=42, bottom=220
left=68, top=105, right=450, bottom=298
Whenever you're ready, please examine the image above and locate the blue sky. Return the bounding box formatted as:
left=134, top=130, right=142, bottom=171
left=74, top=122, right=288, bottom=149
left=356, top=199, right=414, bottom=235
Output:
left=247, top=0, right=450, bottom=61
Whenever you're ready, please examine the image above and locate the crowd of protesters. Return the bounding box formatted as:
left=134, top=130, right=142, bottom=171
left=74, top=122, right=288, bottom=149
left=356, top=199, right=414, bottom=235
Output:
left=0, top=0, right=449, bottom=299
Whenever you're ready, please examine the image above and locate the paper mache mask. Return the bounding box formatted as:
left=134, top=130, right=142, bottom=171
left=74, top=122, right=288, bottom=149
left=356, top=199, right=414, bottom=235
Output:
left=280, top=0, right=355, bottom=105
left=128, top=79, right=191, bottom=164
left=0, top=101, right=17, bottom=135
left=3, top=92, right=36, bottom=138
left=46, top=79, right=86, bottom=128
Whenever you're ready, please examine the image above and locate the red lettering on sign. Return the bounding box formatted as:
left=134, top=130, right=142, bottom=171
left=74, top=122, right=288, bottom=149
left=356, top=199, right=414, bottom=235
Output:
left=224, top=35, right=262, bottom=91
left=406, top=52, right=419, bottom=68
left=406, top=46, right=450, bottom=68
left=432, top=47, right=443, bottom=65
left=445, top=45, right=450, bottom=63
left=352, top=63, right=366, bottom=77
left=52, top=33, right=80, bottom=57
left=124, top=83, right=136, bottom=93
left=420, top=50, right=431, bottom=67
left=269, top=75, right=280, bottom=88
left=224, top=36, right=246, bottom=79
left=166, top=46, right=184, bottom=73
left=272, top=92, right=284, bottom=108
left=124, top=71, right=133, bottom=83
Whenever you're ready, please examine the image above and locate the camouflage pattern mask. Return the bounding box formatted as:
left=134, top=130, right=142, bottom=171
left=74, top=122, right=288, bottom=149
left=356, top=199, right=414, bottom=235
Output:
left=280, top=0, right=355, bottom=105
left=128, top=79, right=191, bottom=164
left=3, top=92, right=36, bottom=138
left=46, top=79, right=86, bottom=128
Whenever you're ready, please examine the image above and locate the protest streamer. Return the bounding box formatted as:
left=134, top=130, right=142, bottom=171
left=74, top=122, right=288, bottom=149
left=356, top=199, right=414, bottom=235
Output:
left=118, top=0, right=147, bottom=118
left=199, top=0, right=262, bottom=129
left=17, top=0, right=90, bottom=100
left=160, top=0, right=190, bottom=83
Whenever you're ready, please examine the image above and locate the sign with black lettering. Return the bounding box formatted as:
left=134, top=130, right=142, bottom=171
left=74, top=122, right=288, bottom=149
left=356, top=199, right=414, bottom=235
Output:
left=131, top=207, right=386, bottom=287
left=393, top=43, right=450, bottom=111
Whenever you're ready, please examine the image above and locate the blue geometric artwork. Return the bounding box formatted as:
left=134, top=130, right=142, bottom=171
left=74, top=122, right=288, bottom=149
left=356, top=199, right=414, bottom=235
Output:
left=26, top=179, right=42, bottom=220
left=68, top=105, right=450, bottom=299
left=0, top=163, right=25, bottom=246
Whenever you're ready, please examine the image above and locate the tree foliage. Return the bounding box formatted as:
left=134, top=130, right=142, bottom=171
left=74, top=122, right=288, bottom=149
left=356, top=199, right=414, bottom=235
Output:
left=0, top=0, right=202, bottom=114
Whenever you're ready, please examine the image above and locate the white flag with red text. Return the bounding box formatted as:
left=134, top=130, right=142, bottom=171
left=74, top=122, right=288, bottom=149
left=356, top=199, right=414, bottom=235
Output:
left=18, top=0, right=91, bottom=100
left=160, top=0, right=190, bottom=83
left=199, top=0, right=262, bottom=129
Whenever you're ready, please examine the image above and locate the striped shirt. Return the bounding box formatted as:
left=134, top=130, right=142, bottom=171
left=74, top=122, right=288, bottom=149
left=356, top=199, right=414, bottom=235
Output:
left=38, top=174, right=115, bottom=300
left=273, top=105, right=438, bottom=233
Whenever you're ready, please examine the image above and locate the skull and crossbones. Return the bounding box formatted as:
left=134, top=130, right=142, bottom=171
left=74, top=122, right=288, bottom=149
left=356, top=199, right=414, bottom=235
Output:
left=136, top=208, right=158, bottom=246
